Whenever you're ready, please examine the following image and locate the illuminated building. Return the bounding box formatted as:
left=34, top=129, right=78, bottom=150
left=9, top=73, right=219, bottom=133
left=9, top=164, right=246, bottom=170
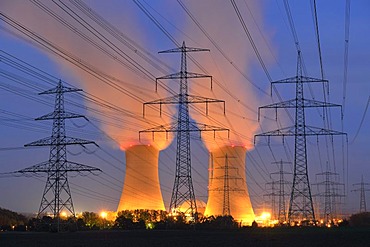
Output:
left=204, top=146, right=255, bottom=225
left=117, top=145, right=165, bottom=211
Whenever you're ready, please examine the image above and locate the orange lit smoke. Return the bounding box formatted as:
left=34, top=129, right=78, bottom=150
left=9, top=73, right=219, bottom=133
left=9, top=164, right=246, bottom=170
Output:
left=179, top=1, right=273, bottom=151
left=0, top=1, right=174, bottom=151
left=1, top=1, right=274, bottom=151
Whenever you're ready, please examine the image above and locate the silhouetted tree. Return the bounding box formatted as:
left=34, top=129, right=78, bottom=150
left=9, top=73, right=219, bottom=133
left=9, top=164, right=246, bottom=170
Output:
left=251, top=220, right=258, bottom=228
left=135, top=219, right=146, bottom=229
left=81, top=212, right=100, bottom=229
left=115, top=215, right=134, bottom=229
left=338, top=219, right=349, bottom=227
left=117, top=210, right=134, bottom=220
left=76, top=218, right=87, bottom=231
left=0, top=207, right=28, bottom=228
left=349, top=212, right=370, bottom=227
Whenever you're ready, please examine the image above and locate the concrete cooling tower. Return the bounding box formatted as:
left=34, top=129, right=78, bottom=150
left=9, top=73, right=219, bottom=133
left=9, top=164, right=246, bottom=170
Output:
left=204, top=146, right=255, bottom=225
left=117, top=145, right=165, bottom=212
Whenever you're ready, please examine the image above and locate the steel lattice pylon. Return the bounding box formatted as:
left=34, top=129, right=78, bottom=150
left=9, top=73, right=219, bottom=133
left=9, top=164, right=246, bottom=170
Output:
left=314, top=165, right=344, bottom=225
left=15, top=80, right=100, bottom=231
left=255, top=52, right=346, bottom=224
left=265, top=165, right=291, bottom=224
left=270, top=160, right=291, bottom=223
left=352, top=176, right=370, bottom=213
left=209, top=154, right=242, bottom=216
left=221, top=154, right=231, bottom=216
left=140, top=42, right=228, bottom=220
left=264, top=181, right=277, bottom=221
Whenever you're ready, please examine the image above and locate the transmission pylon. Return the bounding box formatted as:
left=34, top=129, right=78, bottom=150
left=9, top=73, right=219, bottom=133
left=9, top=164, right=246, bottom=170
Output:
left=209, top=154, right=242, bottom=216
left=264, top=181, right=277, bottom=221
left=255, top=51, right=346, bottom=224
left=139, top=42, right=229, bottom=220
left=352, top=176, right=370, bottom=213
left=221, top=154, right=231, bottom=216
left=264, top=160, right=291, bottom=223
left=273, top=160, right=291, bottom=223
left=13, top=80, right=101, bottom=231
left=314, top=165, right=345, bottom=225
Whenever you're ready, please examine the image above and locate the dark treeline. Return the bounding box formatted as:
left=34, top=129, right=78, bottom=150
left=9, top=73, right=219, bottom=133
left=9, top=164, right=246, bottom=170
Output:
left=0, top=207, right=28, bottom=231
left=1, top=207, right=369, bottom=232
left=0, top=208, right=242, bottom=232
left=349, top=212, right=370, bottom=227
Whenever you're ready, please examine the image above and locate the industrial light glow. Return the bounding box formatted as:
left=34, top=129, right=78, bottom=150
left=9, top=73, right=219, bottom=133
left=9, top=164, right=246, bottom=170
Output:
left=60, top=211, right=67, bottom=218
left=100, top=211, right=107, bottom=219
left=260, top=212, right=271, bottom=220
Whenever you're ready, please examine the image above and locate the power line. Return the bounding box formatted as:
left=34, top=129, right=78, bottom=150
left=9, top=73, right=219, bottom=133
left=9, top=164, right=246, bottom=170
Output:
left=177, top=0, right=268, bottom=95
left=230, top=0, right=272, bottom=83
left=312, top=0, right=325, bottom=80
left=342, top=0, right=351, bottom=115
left=350, top=96, right=370, bottom=143
left=140, top=42, right=229, bottom=220
left=7, top=81, right=101, bottom=232
left=255, top=52, right=346, bottom=224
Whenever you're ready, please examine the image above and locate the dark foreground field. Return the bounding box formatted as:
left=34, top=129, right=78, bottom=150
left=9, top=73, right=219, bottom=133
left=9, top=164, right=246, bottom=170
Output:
left=1, top=227, right=370, bottom=247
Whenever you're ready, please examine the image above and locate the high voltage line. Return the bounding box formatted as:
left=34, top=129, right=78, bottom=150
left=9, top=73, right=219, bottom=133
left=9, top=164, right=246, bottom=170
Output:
left=0, top=1, right=357, bottom=214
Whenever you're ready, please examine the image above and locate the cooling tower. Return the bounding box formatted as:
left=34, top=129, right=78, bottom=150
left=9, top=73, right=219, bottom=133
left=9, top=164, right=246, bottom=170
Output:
left=117, top=145, right=165, bottom=211
left=204, top=146, right=255, bottom=225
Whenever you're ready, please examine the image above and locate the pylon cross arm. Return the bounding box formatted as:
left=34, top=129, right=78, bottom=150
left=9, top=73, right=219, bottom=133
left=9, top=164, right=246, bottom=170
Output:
left=158, top=42, right=209, bottom=54
left=305, top=126, right=346, bottom=136
left=14, top=161, right=101, bottom=174
left=144, top=94, right=224, bottom=105
left=39, top=81, right=82, bottom=95
left=139, top=122, right=229, bottom=140
left=25, top=137, right=96, bottom=146
left=254, top=125, right=346, bottom=144
left=272, top=76, right=328, bottom=84
left=62, top=161, right=102, bottom=173
left=36, top=111, right=86, bottom=121
left=259, top=98, right=341, bottom=109
left=15, top=161, right=50, bottom=173
left=157, top=71, right=211, bottom=81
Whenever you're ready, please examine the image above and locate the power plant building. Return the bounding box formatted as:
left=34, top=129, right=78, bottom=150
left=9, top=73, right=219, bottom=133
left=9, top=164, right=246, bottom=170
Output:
left=117, top=145, right=165, bottom=212
left=204, top=146, right=255, bottom=225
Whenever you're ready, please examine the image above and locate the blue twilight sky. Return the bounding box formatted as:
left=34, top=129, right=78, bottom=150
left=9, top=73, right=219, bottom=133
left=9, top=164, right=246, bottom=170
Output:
left=0, top=0, right=369, bottom=218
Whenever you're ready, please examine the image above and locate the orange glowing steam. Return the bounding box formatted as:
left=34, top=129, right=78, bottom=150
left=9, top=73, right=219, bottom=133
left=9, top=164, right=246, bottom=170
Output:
left=179, top=1, right=272, bottom=151
left=1, top=1, right=274, bottom=152
left=1, top=1, right=175, bottom=151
